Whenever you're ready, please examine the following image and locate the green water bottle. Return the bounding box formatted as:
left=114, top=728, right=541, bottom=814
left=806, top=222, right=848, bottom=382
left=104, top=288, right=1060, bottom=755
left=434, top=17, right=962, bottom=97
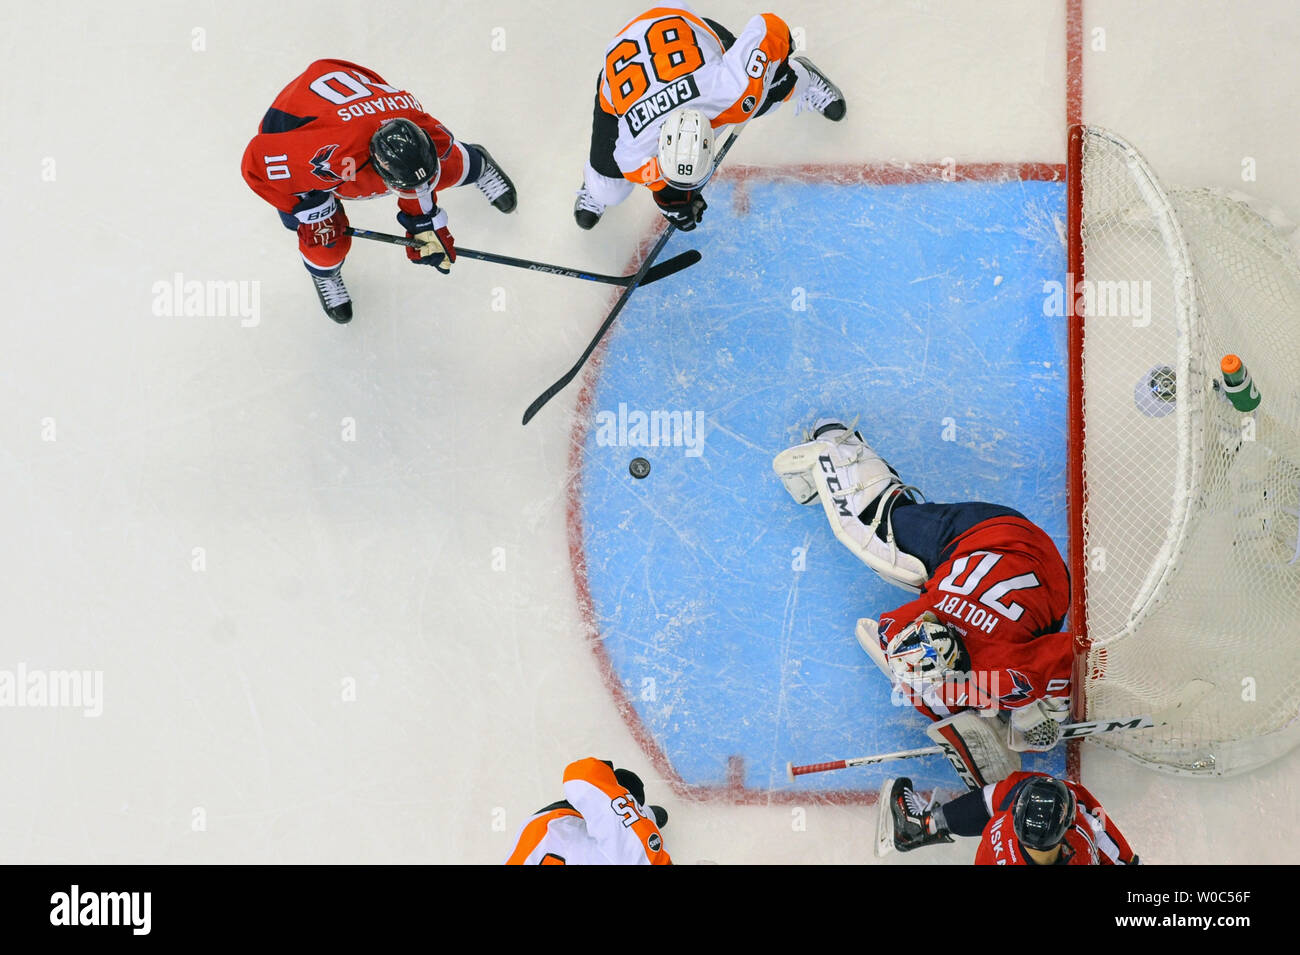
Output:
left=1220, top=354, right=1261, bottom=412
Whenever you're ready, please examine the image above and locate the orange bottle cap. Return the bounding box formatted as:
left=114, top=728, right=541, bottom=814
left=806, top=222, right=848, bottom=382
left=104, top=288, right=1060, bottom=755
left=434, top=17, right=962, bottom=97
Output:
left=1220, top=354, right=1242, bottom=375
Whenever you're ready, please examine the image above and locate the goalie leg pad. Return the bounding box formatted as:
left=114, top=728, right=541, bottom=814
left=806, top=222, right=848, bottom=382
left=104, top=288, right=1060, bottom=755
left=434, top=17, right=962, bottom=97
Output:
left=772, top=422, right=929, bottom=591
left=926, top=711, right=1021, bottom=791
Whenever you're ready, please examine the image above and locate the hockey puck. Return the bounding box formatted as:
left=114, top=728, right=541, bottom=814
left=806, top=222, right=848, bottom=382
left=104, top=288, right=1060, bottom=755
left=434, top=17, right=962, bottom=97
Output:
left=629, top=457, right=651, bottom=479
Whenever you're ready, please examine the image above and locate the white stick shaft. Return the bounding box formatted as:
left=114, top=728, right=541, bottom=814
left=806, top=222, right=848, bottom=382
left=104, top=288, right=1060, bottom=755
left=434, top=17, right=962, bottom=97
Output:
left=787, top=682, right=1216, bottom=780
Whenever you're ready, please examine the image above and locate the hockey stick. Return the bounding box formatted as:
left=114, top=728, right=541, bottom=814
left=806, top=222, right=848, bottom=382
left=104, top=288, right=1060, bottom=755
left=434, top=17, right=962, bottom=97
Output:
left=786, top=680, right=1216, bottom=780
left=520, top=125, right=745, bottom=426
left=345, top=228, right=703, bottom=288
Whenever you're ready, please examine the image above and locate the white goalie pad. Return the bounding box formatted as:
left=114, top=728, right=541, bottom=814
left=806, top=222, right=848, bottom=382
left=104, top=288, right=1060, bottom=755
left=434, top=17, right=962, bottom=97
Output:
left=926, top=711, right=1020, bottom=791
left=772, top=425, right=928, bottom=592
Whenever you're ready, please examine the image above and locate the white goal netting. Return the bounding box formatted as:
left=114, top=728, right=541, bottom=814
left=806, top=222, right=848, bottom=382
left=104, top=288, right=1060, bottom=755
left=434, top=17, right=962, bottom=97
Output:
left=1076, top=126, right=1300, bottom=776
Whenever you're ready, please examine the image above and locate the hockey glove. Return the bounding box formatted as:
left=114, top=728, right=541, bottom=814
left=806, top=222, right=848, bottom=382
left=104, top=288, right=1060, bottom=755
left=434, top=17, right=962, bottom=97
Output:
left=1006, top=697, right=1069, bottom=752
left=653, top=186, right=707, bottom=232
left=396, top=208, right=456, bottom=273
left=293, top=192, right=349, bottom=247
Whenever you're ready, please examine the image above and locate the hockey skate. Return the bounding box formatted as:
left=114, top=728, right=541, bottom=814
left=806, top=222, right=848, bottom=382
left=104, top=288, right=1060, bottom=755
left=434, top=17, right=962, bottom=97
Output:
left=573, top=185, right=605, bottom=230
left=792, top=56, right=846, bottom=121
left=469, top=144, right=517, bottom=213
left=877, top=777, right=953, bottom=856
left=310, top=267, right=352, bottom=324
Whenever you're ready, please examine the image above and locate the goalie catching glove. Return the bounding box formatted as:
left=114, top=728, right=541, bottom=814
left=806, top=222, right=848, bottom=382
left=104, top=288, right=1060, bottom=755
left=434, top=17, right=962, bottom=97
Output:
left=396, top=207, right=456, bottom=273
left=1006, top=697, right=1070, bottom=752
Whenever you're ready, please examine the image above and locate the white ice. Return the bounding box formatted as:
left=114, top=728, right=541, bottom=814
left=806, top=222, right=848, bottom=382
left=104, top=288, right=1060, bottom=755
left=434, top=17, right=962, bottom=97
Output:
left=1, top=0, right=1297, bottom=863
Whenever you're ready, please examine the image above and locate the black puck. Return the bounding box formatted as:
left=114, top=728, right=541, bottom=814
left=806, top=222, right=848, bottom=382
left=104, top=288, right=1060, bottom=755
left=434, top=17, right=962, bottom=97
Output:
left=629, top=457, right=651, bottom=479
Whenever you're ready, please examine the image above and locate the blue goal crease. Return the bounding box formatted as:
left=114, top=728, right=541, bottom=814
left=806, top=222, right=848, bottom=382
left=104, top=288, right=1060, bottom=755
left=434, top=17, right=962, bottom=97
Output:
left=577, top=178, right=1069, bottom=794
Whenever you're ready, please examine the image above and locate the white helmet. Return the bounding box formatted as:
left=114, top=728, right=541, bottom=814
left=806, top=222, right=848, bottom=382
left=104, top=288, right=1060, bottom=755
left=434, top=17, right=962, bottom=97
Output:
left=657, top=108, right=715, bottom=190
left=885, top=614, right=966, bottom=683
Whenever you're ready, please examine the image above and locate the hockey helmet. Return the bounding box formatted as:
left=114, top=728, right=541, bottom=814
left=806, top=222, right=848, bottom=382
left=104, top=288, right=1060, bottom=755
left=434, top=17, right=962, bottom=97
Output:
left=1012, top=776, right=1077, bottom=850
left=657, top=108, right=715, bottom=190
left=884, top=613, right=967, bottom=683
left=370, top=119, right=438, bottom=190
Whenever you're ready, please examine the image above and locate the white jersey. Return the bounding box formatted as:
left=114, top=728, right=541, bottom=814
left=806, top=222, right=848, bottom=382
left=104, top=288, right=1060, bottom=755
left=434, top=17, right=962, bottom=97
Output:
left=504, top=758, right=671, bottom=865
left=597, top=5, right=794, bottom=189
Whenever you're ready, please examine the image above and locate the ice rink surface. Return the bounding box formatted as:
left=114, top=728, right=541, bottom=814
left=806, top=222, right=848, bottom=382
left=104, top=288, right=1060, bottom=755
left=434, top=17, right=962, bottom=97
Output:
left=2, top=0, right=1298, bottom=864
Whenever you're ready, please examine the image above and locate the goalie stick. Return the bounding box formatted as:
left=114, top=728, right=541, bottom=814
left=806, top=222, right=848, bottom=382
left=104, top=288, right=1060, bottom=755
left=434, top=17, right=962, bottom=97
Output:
left=346, top=228, right=703, bottom=288
left=786, top=679, right=1215, bottom=780
left=520, top=124, right=745, bottom=426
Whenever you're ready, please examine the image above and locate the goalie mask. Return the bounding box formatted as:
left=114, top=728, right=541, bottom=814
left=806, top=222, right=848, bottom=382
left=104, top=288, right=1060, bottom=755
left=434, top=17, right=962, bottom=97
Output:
left=657, top=108, right=715, bottom=190
left=884, top=615, right=967, bottom=683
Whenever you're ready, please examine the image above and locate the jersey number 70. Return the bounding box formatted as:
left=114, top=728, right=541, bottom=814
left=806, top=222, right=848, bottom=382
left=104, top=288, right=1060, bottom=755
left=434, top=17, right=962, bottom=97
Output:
left=936, top=551, right=1042, bottom=622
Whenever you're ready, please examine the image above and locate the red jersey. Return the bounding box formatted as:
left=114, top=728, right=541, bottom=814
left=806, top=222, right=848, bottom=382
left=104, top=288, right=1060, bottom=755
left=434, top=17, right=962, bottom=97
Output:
left=241, top=59, right=469, bottom=214
left=878, top=516, right=1073, bottom=717
left=974, top=771, right=1138, bottom=866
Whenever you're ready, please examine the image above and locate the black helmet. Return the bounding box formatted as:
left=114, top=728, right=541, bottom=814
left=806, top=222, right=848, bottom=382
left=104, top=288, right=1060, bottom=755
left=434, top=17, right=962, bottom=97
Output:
left=1012, top=776, right=1076, bottom=850
left=369, top=119, right=437, bottom=190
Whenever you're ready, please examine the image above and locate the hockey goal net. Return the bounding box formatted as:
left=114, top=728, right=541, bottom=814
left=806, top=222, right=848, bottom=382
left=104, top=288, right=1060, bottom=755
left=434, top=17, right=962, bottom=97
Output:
left=1068, top=125, right=1300, bottom=776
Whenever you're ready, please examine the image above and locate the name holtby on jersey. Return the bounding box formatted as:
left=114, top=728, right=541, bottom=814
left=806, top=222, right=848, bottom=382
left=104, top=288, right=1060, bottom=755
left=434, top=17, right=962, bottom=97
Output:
left=0, top=663, right=102, bottom=717
left=594, top=403, right=706, bottom=457
left=1042, top=274, right=1153, bottom=327
left=49, top=885, right=150, bottom=935
left=152, top=272, right=261, bottom=327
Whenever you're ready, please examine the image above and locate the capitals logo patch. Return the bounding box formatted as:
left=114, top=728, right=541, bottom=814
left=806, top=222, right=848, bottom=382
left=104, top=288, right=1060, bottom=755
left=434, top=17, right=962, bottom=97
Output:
left=998, top=668, right=1036, bottom=706
left=741, top=95, right=757, bottom=113
left=310, top=144, right=345, bottom=183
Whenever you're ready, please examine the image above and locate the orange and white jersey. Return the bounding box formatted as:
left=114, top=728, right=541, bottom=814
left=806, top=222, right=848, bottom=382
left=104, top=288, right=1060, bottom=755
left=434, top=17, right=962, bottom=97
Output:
left=504, top=758, right=671, bottom=865
left=598, top=5, right=793, bottom=189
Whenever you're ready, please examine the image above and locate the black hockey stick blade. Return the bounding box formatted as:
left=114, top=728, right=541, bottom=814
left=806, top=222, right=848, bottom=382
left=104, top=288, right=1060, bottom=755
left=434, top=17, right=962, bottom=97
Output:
left=640, top=249, right=702, bottom=286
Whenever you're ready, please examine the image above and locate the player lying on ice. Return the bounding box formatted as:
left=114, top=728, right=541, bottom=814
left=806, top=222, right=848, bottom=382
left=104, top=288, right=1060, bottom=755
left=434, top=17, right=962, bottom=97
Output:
left=773, top=420, right=1074, bottom=790
left=574, top=4, right=847, bottom=233
left=879, top=771, right=1139, bottom=865
left=504, top=758, right=671, bottom=865
left=241, top=59, right=517, bottom=324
